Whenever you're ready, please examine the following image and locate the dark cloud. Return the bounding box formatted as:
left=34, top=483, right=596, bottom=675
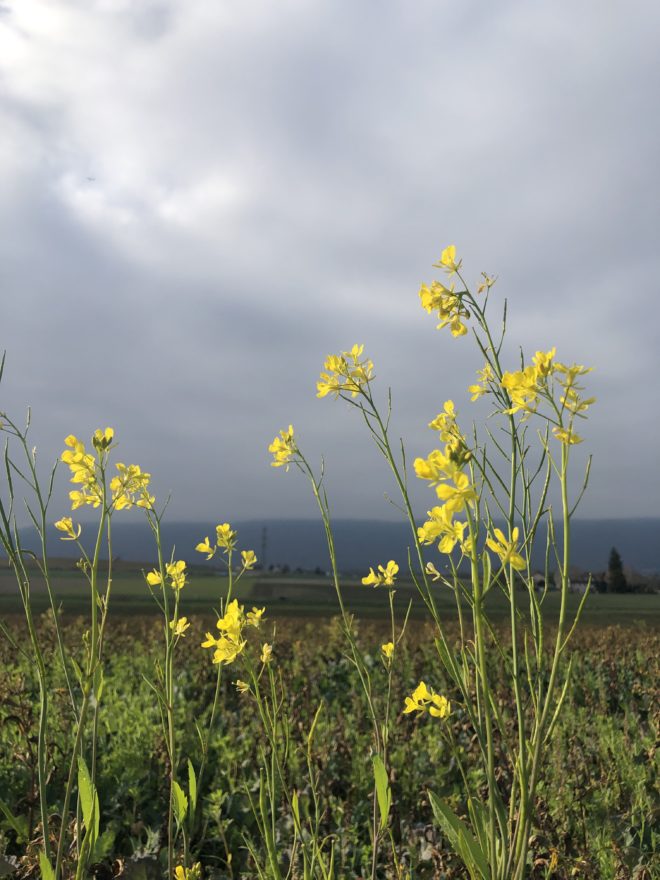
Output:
left=1, top=0, right=658, bottom=526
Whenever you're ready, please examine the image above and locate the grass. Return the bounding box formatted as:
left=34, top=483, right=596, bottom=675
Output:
left=1, top=568, right=658, bottom=624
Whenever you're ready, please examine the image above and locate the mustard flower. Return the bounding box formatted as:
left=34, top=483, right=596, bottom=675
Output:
left=417, top=504, right=468, bottom=554
left=166, top=560, right=187, bottom=590
left=54, top=516, right=81, bottom=541
left=419, top=281, right=470, bottom=337
left=403, top=681, right=451, bottom=719
left=413, top=448, right=459, bottom=486
left=195, top=536, right=215, bottom=560
left=246, top=606, right=265, bottom=627
left=486, top=527, right=526, bottom=571
left=174, top=863, right=201, bottom=880
left=433, top=244, right=462, bottom=276
left=532, top=347, right=556, bottom=378
left=468, top=363, right=494, bottom=401
left=241, top=549, right=257, bottom=570
left=361, top=560, right=399, bottom=587
left=146, top=570, right=163, bottom=587
left=381, top=642, right=394, bottom=662
left=425, top=561, right=442, bottom=581
left=435, top=472, right=477, bottom=513
left=501, top=366, right=540, bottom=416
left=552, top=426, right=583, bottom=445
left=317, top=344, right=374, bottom=398
left=477, top=272, right=496, bottom=293
left=170, top=616, right=190, bottom=637
left=260, top=643, right=273, bottom=664
left=92, top=427, right=114, bottom=451
left=110, top=463, right=154, bottom=510
left=235, top=679, right=250, bottom=694
left=216, top=599, right=244, bottom=641
left=202, top=601, right=247, bottom=665
left=268, top=425, right=296, bottom=469
left=428, top=400, right=458, bottom=441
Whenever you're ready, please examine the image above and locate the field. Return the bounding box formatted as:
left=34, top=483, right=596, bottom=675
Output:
left=0, top=585, right=658, bottom=879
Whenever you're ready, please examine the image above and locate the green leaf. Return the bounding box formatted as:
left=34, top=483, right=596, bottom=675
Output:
left=372, top=754, right=391, bottom=832
left=77, top=756, right=99, bottom=841
left=0, top=799, right=29, bottom=843
left=91, top=827, right=116, bottom=862
left=187, top=759, right=197, bottom=813
left=428, top=791, right=489, bottom=880
left=172, top=780, right=188, bottom=825
left=291, top=790, right=301, bottom=828
left=39, top=852, right=56, bottom=880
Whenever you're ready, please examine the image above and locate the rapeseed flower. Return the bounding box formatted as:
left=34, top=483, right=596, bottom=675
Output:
left=403, top=681, right=451, bottom=719
left=268, top=425, right=297, bottom=469
left=468, top=363, right=495, bottom=401
left=361, top=560, right=399, bottom=587
left=435, top=472, right=477, bottom=513
left=246, top=606, right=265, bottom=627
left=433, top=244, right=462, bottom=276
left=170, top=617, right=190, bottom=637
left=317, top=344, right=374, bottom=398
left=486, top=528, right=526, bottom=571
left=145, top=560, right=187, bottom=590
left=381, top=642, right=394, bottom=662
left=417, top=504, right=468, bottom=554
left=552, top=426, right=583, bottom=445
left=174, top=864, right=201, bottom=880
left=54, top=517, right=81, bottom=541
left=241, top=549, right=257, bottom=570
left=260, top=643, right=273, bottom=664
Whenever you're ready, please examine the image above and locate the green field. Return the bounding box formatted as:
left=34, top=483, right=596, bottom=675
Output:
left=2, top=569, right=659, bottom=625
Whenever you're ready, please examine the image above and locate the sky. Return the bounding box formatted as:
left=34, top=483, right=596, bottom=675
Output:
left=1, top=0, right=659, bottom=526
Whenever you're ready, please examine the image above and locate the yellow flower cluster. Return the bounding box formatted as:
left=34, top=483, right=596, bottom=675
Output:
left=361, top=560, right=399, bottom=587
left=415, top=401, right=477, bottom=558
left=468, top=363, right=495, bottom=401
left=61, top=430, right=154, bottom=512
left=146, top=560, right=187, bottom=591
left=170, top=616, right=190, bottom=637
left=403, top=681, right=451, bottom=719
left=501, top=351, right=595, bottom=444
left=419, top=246, right=470, bottom=337
left=196, top=523, right=239, bottom=559
left=317, top=344, right=374, bottom=398
left=268, top=425, right=297, bottom=469
left=201, top=599, right=265, bottom=666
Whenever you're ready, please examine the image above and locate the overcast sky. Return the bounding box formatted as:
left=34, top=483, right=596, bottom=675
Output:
left=1, top=0, right=659, bottom=527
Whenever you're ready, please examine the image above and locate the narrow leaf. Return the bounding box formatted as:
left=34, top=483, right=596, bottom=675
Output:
left=172, top=780, right=188, bottom=825
left=428, top=791, right=489, bottom=880
left=187, top=759, right=197, bottom=813
left=372, top=754, right=391, bottom=832
left=39, top=852, right=56, bottom=880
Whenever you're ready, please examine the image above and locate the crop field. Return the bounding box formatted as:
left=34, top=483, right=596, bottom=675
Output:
left=0, top=610, right=658, bottom=880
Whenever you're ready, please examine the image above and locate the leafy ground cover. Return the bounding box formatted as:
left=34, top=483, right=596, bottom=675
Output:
left=0, top=614, right=657, bottom=879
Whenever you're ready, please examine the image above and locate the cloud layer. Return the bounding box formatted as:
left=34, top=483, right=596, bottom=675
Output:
left=1, top=0, right=659, bottom=523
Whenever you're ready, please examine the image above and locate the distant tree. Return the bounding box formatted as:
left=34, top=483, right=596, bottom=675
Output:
left=608, top=546, right=628, bottom=593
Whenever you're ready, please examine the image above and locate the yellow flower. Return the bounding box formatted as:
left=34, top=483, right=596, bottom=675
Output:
left=433, top=244, right=462, bottom=276
left=166, top=560, right=187, bottom=590
left=260, top=643, right=273, bottom=664
left=425, top=561, right=442, bottom=581
left=246, top=606, right=265, bottom=627
left=532, top=347, right=556, bottom=378
left=435, top=472, right=477, bottom=513
left=361, top=560, right=399, bottom=587
left=468, top=363, right=494, bottom=401
left=195, top=536, right=215, bottom=560
left=417, top=505, right=468, bottom=554
left=501, top=365, right=540, bottom=416
left=235, top=679, right=250, bottom=694
left=241, top=549, right=257, bottom=570
left=552, top=426, right=583, bottom=445
left=428, top=400, right=457, bottom=441
left=268, top=425, right=296, bottom=469
left=174, top=863, right=202, bottom=880
left=92, top=427, right=114, bottom=451
left=216, top=599, right=244, bottom=640
left=54, top=517, right=81, bottom=541
left=477, top=272, right=496, bottom=293
left=413, top=448, right=458, bottom=486
left=317, top=344, right=374, bottom=399
left=215, top=523, right=237, bottom=550
left=170, top=616, right=190, bottom=637
left=403, top=681, right=451, bottom=719
left=212, top=637, right=246, bottom=665
left=146, top=570, right=163, bottom=587
left=486, top=527, right=526, bottom=571
left=381, top=642, right=394, bottom=662
left=110, top=463, right=153, bottom=511
left=560, top=388, right=596, bottom=414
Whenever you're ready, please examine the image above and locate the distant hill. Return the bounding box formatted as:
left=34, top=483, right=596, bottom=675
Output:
left=10, top=518, right=660, bottom=575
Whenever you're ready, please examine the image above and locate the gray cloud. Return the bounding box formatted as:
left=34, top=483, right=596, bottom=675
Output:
left=1, top=0, right=659, bottom=527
